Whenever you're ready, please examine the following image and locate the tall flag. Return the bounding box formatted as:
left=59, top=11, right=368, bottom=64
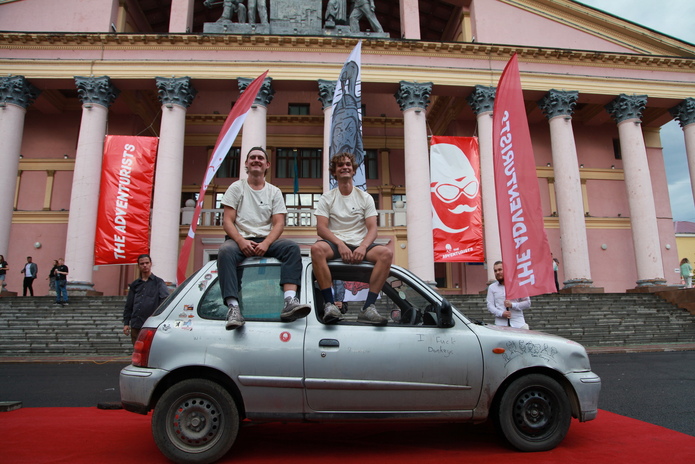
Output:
left=430, top=136, right=484, bottom=262
left=492, top=54, right=555, bottom=298
left=94, top=136, right=159, bottom=265
left=328, top=41, right=366, bottom=190
left=176, top=71, right=269, bottom=284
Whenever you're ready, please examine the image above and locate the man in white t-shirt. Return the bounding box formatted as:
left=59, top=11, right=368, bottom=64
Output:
left=311, top=152, right=393, bottom=325
left=486, top=261, right=531, bottom=329
left=218, top=147, right=310, bottom=330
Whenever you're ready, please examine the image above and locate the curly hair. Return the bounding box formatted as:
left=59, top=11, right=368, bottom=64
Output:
left=329, top=152, right=357, bottom=177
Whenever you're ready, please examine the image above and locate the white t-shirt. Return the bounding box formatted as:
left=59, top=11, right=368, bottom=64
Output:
left=220, top=179, right=286, bottom=238
left=315, top=187, right=377, bottom=247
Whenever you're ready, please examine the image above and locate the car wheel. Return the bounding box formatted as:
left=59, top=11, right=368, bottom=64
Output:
left=152, top=379, right=239, bottom=464
left=496, top=374, right=571, bottom=452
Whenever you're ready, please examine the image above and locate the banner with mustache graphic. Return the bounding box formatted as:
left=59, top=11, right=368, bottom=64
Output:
left=430, top=136, right=484, bottom=262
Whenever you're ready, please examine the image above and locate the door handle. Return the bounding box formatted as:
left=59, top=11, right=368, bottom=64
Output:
left=319, top=339, right=339, bottom=347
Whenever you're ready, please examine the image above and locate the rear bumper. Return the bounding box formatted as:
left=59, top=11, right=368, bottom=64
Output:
left=119, top=364, right=170, bottom=414
left=565, top=371, right=601, bottom=422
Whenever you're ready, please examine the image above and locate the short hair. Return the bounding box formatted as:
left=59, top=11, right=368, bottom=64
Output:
left=493, top=261, right=503, bottom=266
left=246, top=146, right=268, bottom=161
left=329, top=152, right=357, bottom=176
left=137, top=254, right=151, bottom=263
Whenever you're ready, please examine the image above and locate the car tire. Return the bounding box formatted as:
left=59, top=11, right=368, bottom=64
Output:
left=496, top=374, right=571, bottom=452
left=152, top=379, right=239, bottom=464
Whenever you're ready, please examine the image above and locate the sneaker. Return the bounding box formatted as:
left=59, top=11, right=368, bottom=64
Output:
left=357, top=305, right=388, bottom=325
left=338, top=301, right=349, bottom=315
left=322, top=302, right=342, bottom=324
left=225, top=304, right=245, bottom=330
left=53, top=301, right=61, bottom=305
left=280, top=296, right=311, bottom=322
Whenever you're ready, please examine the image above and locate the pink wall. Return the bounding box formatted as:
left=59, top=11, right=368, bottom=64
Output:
left=0, top=0, right=119, bottom=33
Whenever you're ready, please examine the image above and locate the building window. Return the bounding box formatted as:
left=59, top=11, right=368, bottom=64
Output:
left=284, top=193, right=322, bottom=226
left=363, top=149, right=378, bottom=179
left=276, top=148, right=322, bottom=179
left=392, top=194, right=406, bottom=209
left=215, top=147, right=241, bottom=178
left=288, top=103, right=310, bottom=115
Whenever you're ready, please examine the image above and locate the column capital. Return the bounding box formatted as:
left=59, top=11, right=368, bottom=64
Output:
left=538, top=89, right=579, bottom=120
left=669, top=97, right=695, bottom=128
left=317, top=79, right=336, bottom=110
left=605, top=94, right=647, bottom=124
left=238, top=77, right=275, bottom=107
left=0, top=75, right=41, bottom=109
left=467, top=85, right=496, bottom=115
left=155, top=76, right=197, bottom=109
left=74, top=76, right=120, bottom=108
left=395, top=81, right=433, bottom=112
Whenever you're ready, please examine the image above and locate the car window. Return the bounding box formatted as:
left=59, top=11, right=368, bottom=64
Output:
left=198, top=264, right=284, bottom=321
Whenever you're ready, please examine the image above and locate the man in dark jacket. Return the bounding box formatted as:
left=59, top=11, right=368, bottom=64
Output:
left=123, top=254, right=169, bottom=345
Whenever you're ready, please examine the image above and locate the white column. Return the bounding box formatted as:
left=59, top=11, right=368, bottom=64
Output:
left=396, top=81, right=434, bottom=283
left=670, top=98, right=695, bottom=205
left=399, top=0, right=421, bottom=40
left=318, top=79, right=336, bottom=193
left=238, top=77, right=274, bottom=180
left=169, top=0, right=195, bottom=33
left=0, top=76, right=38, bottom=257
left=607, top=94, right=665, bottom=286
left=538, top=90, right=594, bottom=290
left=65, top=76, right=119, bottom=293
left=467, top=86, right=500, bottom=283
left=150, top=77, right=197, bottom=284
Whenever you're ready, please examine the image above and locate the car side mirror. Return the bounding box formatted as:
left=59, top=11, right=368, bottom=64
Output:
left=436, top=298, right=454, bottom=328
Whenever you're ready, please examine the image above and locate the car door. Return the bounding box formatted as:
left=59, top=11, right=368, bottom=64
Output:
left=303, top=267, right=484, bottom=414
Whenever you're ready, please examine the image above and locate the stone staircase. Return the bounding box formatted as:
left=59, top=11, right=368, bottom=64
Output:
left=448, top=292, right=695, bottom=347
left=0, top=293, right=694, bottom=358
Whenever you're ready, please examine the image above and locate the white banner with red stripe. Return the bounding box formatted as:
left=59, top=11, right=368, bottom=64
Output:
left=430, top=136, right=484, bottom=262
left=492, top=54, right=556, bottom=298
left=176, top=71, right=269, bottom=284
left=94, top=135, right=159, bottom=265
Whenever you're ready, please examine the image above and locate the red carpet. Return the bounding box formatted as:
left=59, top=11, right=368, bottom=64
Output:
left=1, top=408, right=693, bottom=463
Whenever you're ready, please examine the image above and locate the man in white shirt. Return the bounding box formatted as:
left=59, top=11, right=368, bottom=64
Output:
left=486, top=261, right=531, bottom=329
left=311, top=152, right=393, bottom=325
left=218, top=147, right=310, bottom=330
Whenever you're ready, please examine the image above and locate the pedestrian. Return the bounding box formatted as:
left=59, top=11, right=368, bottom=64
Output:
left=486, top=261, right=531, bottom=329
left=0, top=255, right=8, bottom=292
left=20, top=256, right=38, bottom=297
left=553, top=256, right=560, bottom=292
left=218, top=147, right=310, bottom=330
left=123, top=254, right=169, bottom=345
left=311, top=152, right=393, bottom=325
left=680, top=258, right=692, bottom=288
left=48, top=259, right=58, bottom=292
left=54, top=258, right=69, bottom=305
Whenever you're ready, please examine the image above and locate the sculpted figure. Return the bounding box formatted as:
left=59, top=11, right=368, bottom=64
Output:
left=325, top=0, right=347, bottom=28
left=349, top=0, right=383, bottom=33
left=247, top=0, right=268, bottom=25
left=203, top=0, right=247, bottom=23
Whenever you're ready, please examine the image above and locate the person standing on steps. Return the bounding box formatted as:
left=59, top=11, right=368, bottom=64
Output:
left=20, top=256, right=37, bottom=297
left=54, top=258, right=69, bottom=306
left=123, top=254, right=169, bottom=345
left=218, top=147, right=311, bottom=330
left=0, top=255, right=8, bottom=292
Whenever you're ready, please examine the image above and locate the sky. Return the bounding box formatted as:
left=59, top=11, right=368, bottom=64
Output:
left=573, top=0, right=695, bottom=222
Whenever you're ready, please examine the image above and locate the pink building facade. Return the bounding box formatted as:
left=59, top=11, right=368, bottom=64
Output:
left=0, top=0, right=694, bottom=296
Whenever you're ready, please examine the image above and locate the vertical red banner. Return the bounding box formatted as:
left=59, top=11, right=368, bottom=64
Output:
left=492, top=54, right=556, bottom=298
left=430, top=136, right=484, bottom=262
left=94, top=135, right=159, bottom=265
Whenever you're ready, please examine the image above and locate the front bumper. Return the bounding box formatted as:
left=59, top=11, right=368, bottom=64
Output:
left=119, top=364, right=170, bottom=414
left=565, top=370, right=601, bottom=422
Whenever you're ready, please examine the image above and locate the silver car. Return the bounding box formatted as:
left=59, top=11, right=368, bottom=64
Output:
left=120, top=257, right=600, bottom=464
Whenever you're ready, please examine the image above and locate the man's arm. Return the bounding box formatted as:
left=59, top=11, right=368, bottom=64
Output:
left=352, top=215, right=378, bottom=263
left=123, top=285, right=135, bottom=335
left=511, top=297, right=531, bottom=311
left=254, top=213, right=285, bottom=256
left=222, top=205, right=257, bottom=257
left=316, top=215, right=354, bottom=263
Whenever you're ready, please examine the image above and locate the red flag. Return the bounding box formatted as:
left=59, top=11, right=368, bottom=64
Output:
left=430, top=136, right=484, bottom=262
left=94, top=136, right=159, bottom=265
left=176, top=71, right=269, bottom=284
left=492, top=54, right=555, bottom=298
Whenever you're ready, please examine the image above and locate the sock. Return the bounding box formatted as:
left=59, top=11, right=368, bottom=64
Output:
left=363, top=291, right=378, bottom=310
left=225, top=297, right=239, bottom=307
left=284, top=290, right=296, bottom=300
left=321, top=288, right=334, bottom=304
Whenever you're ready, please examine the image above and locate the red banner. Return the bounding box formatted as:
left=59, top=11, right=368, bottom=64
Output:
left=94, top=135, right=159, bottom=265
left=492, top=54, right=556, bottom=298
left=430, top=136, right=484, bottom=262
